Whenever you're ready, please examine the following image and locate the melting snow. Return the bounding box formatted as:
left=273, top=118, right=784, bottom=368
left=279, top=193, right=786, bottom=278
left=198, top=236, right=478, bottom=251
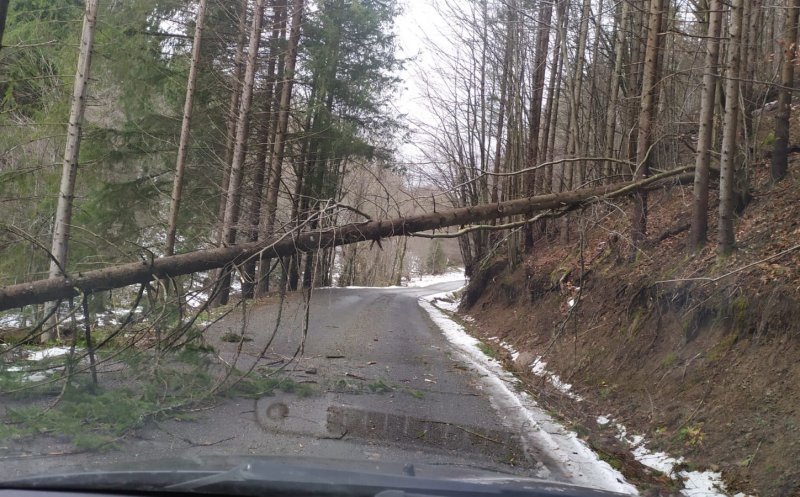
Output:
left=608, top=416, right=737, bottom=497
left=529, top=357, right=583, bottom=402
left=27, top=347, right=72, bottom=361
left=420, top=289, right=637, bottom=495
left=3, top=347, right=82, bottom=383
left=597, top=416, right=611, bottom=426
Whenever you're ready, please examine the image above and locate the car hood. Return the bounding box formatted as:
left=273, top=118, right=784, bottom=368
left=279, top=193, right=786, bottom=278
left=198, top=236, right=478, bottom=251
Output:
left=0, top=455, right=632, bottom=497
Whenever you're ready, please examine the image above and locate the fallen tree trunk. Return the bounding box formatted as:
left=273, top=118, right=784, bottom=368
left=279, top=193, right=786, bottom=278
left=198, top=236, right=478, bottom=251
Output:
left=0, top=166, right=691, bottom=311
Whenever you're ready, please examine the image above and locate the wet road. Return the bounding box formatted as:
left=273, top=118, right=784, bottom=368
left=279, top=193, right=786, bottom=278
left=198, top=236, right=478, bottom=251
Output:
left=0, top=279, right=632, bottom=494
left=0, top=280, right=542, bottom=480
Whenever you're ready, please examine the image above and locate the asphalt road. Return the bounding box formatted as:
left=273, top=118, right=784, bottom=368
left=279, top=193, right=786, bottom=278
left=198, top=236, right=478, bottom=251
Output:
left=0, top=279, right=603, bottom=487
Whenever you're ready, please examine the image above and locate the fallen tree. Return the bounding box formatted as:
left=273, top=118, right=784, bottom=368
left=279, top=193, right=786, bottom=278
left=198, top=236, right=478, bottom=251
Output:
left=0, top=166, right=692, bottom=311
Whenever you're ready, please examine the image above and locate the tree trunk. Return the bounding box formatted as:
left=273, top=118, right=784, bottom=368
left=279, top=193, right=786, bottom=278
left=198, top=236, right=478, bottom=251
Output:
left=215, top=0, right=250, bottom=241
left=771, top=0, right=800, bottom=182
left=689, top=0, right=723, bottom=252
left=45, top=0, right=100, bottom=341
left=604, top=0, right=629, bottom=184
left=256, top=0, right=305, bottom=296
left=241, top=0, right=287, bottom=299
left=165, top=0, right=207, bottom=256
left=523, top=0, right=553, bottom=251
left=0, top=0, right=9, bottom=51
left=490, top=3, right=514, bottom=206
left=630, top=0, right=665, bottom=255
left=718, top=0, right=745, bottom=254
left=0, top=166, right=693, bottom=312
left=212, top=0, right=268, bottom=306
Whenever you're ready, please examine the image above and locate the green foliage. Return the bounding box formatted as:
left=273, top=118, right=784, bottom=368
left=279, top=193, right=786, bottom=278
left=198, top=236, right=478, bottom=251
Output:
left=220, top=331, right=253, bottom=343
left=367, top=379, right=393, bottom=393
left=230, top=373, right=315, bottom=399
left=477, top=342, right=498, bottom=359
left=0, top=0, right=231, bottom=285
left=0, top=343, right=314, bottom=451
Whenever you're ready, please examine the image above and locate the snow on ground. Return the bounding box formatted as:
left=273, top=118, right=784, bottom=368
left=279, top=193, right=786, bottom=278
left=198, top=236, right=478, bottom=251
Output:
left=26, top=347, right=72, bottom=361
left=0, top=314, right=23, bottom=328
left=419, top=288, right=637, bottom=495
left=332, top=268, right=467, bottom=290
left=609, top=417, right=742, bottom=497
left=4, top=346, right=79, bottom=382
left=529, top=357, right=583, bottom=402
left=405, top=269, right=466, bottom=288
left=492, top=339, right=584, bottom=402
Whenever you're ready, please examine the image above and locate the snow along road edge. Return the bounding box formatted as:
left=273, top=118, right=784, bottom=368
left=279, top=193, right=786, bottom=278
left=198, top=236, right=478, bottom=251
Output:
left=418, top=289, right=638, bottom=495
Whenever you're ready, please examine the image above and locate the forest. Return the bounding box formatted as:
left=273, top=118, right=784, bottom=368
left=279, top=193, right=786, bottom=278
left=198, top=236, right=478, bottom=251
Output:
left=1, top=0, right=800, bottom=495
left=0, top=0, right=796, bottom=310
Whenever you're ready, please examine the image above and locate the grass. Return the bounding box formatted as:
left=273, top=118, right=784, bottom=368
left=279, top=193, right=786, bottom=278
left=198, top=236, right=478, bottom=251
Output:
left=367, top=379, right=393, bottom=393
left=220, top=331, right=253, bottom=343
left=476, top=342, right=498, bottom=359
left=0, top=345, right=315, bottom=452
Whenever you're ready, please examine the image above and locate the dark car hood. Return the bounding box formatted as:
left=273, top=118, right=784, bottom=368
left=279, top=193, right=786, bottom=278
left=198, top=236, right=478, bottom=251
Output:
left=0, top=455, right=633, bottom=497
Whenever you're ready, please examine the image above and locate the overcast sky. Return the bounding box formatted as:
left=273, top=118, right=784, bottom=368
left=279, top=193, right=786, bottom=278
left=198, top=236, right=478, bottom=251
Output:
left=393, top=0, right=448, bottom=161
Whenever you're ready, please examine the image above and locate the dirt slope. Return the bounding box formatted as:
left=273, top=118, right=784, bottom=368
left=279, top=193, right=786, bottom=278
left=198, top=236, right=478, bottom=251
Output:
left=461, top=164, right=800, bottom=496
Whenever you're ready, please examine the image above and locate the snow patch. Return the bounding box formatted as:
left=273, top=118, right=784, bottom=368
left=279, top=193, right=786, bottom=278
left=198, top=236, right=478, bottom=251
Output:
left=421, top=290, right=637, bottom=495
left=608, top=417, right=736, bottom=497
left=596, top=416, right=611, bottom=426
left=27, top=347, right=72, bottom=361
left=0, top=313, right=23, bottom=328
left=529, top=357, right=583, bottom=401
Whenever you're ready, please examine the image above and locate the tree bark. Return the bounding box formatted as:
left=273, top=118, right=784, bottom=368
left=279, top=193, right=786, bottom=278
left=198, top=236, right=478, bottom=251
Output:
left=718, top=0, right=745, bottom=254
left=165, top=0, right=207, bottom=256
left=45, top=0, right=100, bottom=341
left=630, top=0, right=665, bottom=254
left=241, top=0, right=287, bottom=299
left=1, top=166, right=693, bottom=312
left=215, top=0, right=250, bottom=240
left=523, top=0, right=553, bottom=251
left=212, top=0, right=268, bottom=306
left=604, top=0, right=629, bottom=184
left=0, top=0, right=9, bottom=52
left=689, top=0, right=723, bottom=252
left=256, top=0, right=305, bottom=296
left=771, top=0, right=800, bottom=182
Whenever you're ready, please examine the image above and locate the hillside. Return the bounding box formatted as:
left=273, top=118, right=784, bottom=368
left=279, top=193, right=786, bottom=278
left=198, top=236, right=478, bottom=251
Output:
left=460, top=164, right=800, bottom=496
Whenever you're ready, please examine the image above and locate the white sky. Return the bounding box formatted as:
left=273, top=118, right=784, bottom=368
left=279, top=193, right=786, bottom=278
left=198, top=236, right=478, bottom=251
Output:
left=393, top=0, right=449, bottom=161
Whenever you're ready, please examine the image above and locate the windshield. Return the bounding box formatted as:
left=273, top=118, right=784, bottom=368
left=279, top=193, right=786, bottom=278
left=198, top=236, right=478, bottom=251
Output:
left=1, top=1, right=797, bottom=497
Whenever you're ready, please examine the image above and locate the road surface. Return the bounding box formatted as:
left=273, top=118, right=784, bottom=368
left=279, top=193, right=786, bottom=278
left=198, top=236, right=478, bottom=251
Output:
left=0, top=278, right=633, bottom=494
